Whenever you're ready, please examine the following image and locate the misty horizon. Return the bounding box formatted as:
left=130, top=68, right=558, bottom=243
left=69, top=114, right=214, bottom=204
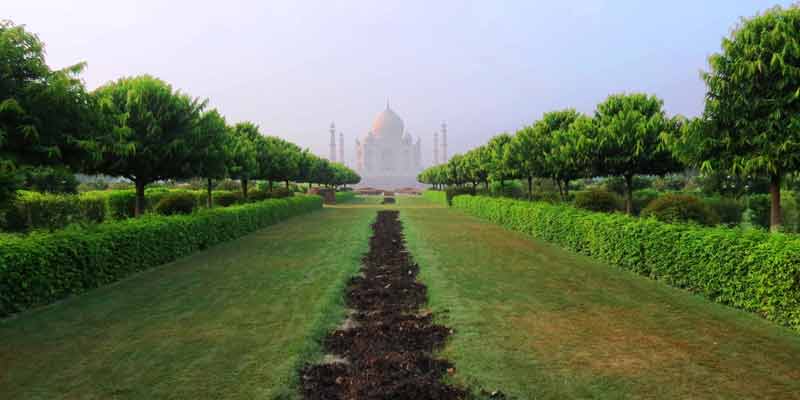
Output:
left=6, top=0, right=792, bottom=167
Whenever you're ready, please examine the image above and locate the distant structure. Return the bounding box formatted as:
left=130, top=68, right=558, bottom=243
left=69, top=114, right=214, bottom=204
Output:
left=433, top=131, right=439, bottom=165
left=338, top=132, right=344, bottom=166
left=441, top=122, right=448, bottom=163
left=329, top=122, right=337, bottom=162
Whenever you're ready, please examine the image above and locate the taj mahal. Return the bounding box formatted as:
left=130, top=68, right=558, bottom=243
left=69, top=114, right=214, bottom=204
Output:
left=327, top=102, right=448, bottom=188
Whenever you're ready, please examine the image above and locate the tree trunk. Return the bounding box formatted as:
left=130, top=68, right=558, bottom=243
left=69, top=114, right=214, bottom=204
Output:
left=562, top=180, right=570, bottom=199
left=484, top=180, right=489, bottom=190
left=268, top=180, right=274, bottom=191
left=285, top=180, right=290, bottom=189
left=624, top=174, right=634, bottom=215
left=134, top=179, right=146, bottom=217
left=770, top=173, right=782, bottom=232
left=527, top=176, right=533, bottom=200
left=242, top=178, right=249, bottom=200
left=207, top=178, right=213, bottom=208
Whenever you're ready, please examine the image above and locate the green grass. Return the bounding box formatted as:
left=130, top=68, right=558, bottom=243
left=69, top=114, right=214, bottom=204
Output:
left=398, top=196, right=800, bottom=399
left=0, top=205, right=374, bottom=399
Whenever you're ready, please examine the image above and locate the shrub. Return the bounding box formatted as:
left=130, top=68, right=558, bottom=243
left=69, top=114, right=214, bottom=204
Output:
left=704, top=196, right=744, bottom=226
left=153, top=192, right=197, bottom=215
left=422, top=190, right=448, bottom=206
left=19, top=166, right=79, bottom=194
left=106, top=190, right=137, bottom=219
left=3, top=191, right=82, bottom=231
left=452, top=195, right=800, bottom=331
left=0, top=196, right=323, bottom=316
left=335, top=191, right=356, bottom=203
left=489, top=180, right=525, bottom=199
left=604, top=176, right=652, bottom=195
left=445, top=186, right=473, bottom=205
left=269, top=187, right=294, bottom=199
left=213, top=191, right=241, bottom=207
left=214, top=179, right=241, bottom=191
left=632, top=189, right=660, bottom=215
left=573, top=188, right=623, bottom=213
left=641, top=194, right=720, bottom=226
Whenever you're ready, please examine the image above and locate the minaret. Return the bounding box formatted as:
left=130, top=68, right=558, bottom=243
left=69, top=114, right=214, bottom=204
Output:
left=329, top=122, right=336, bottom=162
left=339, top=132, right=344, bottom=166
left=433, top=131, right=439, bottom=165
left=441, top=122, right=448, bottom=163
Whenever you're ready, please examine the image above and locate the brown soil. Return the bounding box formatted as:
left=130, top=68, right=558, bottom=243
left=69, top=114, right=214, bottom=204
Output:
left=300, top=210, right=466, bottom=399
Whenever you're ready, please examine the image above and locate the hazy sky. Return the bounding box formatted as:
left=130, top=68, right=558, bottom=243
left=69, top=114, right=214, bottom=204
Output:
left=6, top=1, right=793, bottom=166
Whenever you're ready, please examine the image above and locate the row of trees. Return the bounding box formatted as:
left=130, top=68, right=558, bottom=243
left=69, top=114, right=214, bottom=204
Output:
left=420, top=6, right=800, bottom=232
left=0, top=20, right=359, bottom=216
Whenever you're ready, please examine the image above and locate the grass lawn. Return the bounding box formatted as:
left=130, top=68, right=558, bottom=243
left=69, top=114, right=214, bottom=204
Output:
left=399, top=196, right=800, bottom=399
left=0, top=204, right=374, bottom=399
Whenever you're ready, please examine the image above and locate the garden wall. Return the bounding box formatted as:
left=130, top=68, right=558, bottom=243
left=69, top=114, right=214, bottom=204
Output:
left=0, top=195, right=322, bottom=316
left=452, top=195, right=800, bottom=331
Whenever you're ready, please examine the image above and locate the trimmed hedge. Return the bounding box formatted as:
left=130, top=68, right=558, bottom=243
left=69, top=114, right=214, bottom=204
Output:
left=422, top=190, right=448, bottom=206
left=335, top=191, right=356, bottom=203
left=0, top=195, right=322, bottom=316
left=452, top=195, right=800, bottom=331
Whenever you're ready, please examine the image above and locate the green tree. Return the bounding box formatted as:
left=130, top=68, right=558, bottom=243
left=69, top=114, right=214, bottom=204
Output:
left=0, top=20, right=96, bottom=207
left=594, top=93, right=682, bottom=214
left=547, top=113, right=595, bottom=199
left=679, top=6, right=800, bottom=231
left=190, top=109, right=229, bottom=207
left=88, top=75, right=205, bottom=216
left=486, top=133, right=514, bottom=190
left=507, top=124, right=547, bottom=199
left=227, top=122, right=259, bottom=199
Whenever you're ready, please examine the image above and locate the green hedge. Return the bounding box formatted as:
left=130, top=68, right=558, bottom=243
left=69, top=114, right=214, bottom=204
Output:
left=2, top=189, right=244, bottom=231
left=422, top=190, right=448, bottom=206
left=0, top=195, right=322, bottom=316
left=452, top=195, right=800, bottom=331
left=335, top=191, right=356, bottom=203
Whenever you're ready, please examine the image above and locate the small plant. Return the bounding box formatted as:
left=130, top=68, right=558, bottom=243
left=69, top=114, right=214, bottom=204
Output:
left=574, top=188, right=624, bottom=213
left=642, top=194, right=720, bottom=226
left=213, top=191, right=241, bottom=207
left=154, top=192, right=196, bottom=215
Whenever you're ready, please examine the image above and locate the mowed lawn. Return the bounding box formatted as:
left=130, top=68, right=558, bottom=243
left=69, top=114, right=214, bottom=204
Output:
left=0, top=204, right=374, bottom=399
left=399, top=196, right=800, bottom=399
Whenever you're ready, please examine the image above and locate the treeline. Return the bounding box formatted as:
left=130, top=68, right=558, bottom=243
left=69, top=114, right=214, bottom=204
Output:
left=419, top=6, right=800, bottom=232
left=0, top=20, right=359, bottom=217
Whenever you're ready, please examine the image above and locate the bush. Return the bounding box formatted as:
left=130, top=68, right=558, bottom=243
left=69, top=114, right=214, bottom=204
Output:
left=489, top=180, right=525, bottom=199
left=214, top=179, right=241, bottom=191
left=213, top=191, right=241, bottom=207
left=703, top=196, right=744, bottom=226
left=335, top=191, right=356, bottom=203
left=452, top=195, right=800, bottom=331
left=445, top=186, right=474, bottom=205
left=573, top=188, right=623, bottom=213
left=19, top=166, right=79, bottom=194
left=641, top=194, right=720, bottom=226
left=632, top=189, right=660, bottom=215
left=603, top=176, right=652, bottom=195
left=0, top=196, right=323, bottom=316
left=153, top=192, right=197, bottom=215
left=269, top=187, right=294, bottom=199
left=422, top=190, right=448, bottom=205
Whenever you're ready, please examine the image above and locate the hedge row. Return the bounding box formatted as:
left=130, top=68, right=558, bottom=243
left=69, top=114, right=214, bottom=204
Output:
left=452, top=195, right=800, bottom=331
left=335, top=191, right=356, bottom=203
left=422, top=190, right=448, bottom=206
left=1, top=188, right=290, bottom=231
left=0, top=195, right=322, bottom=316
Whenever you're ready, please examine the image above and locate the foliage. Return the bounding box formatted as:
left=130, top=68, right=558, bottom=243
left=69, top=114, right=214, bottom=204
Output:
left=669, top=7, right=800, bottom=230
left=334, top=191, right=356, bottom=203
left=594, top=93, right=683, bottom=213
left=573, top=188, right=623, bottom=213
left=2, top=191, right=106, bottom=231
left=18, top=165, right=79, bottom=193
left=603, top=176, right=652, bottom=195
left=153, top=192, right=197, bottom=215
left=703, top=196, right=744, bottom=226
left=632, top=188, right=661, bottom=215
left=452, top=195, right=800, bottom=331
left=87, top=75, right=207, bottom=216
left=0, top=195, right=323, bottom=316
left=641, top=194, right=720, bottom=226
left=422, top=190, right=448, bottom=206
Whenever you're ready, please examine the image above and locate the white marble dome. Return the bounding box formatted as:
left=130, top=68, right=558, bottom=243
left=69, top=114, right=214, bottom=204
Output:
left=370, top=105, right=404, bottom=140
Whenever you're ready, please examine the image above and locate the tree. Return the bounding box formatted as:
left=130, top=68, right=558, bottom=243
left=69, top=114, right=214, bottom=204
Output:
left=678, top=6, right=800, bottom=231
left=190, top=109, right=229, bottom=207
left=507, top=124, right=547, bottom=199
left=261, top=136, right=299, bottom=190
left=227, top=122, right=259, bottom=199
left=547, top=113, right=595, bottom=199
left=486, top=133, right=514, bottom=190
left=88, top=75, right=205, bottom=216
left=594, top=93, right=682, bottom=214
left=0, top=20, right=96, bottom=207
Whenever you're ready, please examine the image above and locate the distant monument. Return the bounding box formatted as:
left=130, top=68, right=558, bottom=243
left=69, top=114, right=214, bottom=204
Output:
left=352, top=102, right=423, bottom=188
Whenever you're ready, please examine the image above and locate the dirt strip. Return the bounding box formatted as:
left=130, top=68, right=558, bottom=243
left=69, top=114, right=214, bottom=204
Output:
left=300, top=210, right=466, bottom=399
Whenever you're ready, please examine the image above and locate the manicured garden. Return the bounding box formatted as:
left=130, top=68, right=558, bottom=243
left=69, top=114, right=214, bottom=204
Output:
left=0, top=204, right=374, bottom=399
